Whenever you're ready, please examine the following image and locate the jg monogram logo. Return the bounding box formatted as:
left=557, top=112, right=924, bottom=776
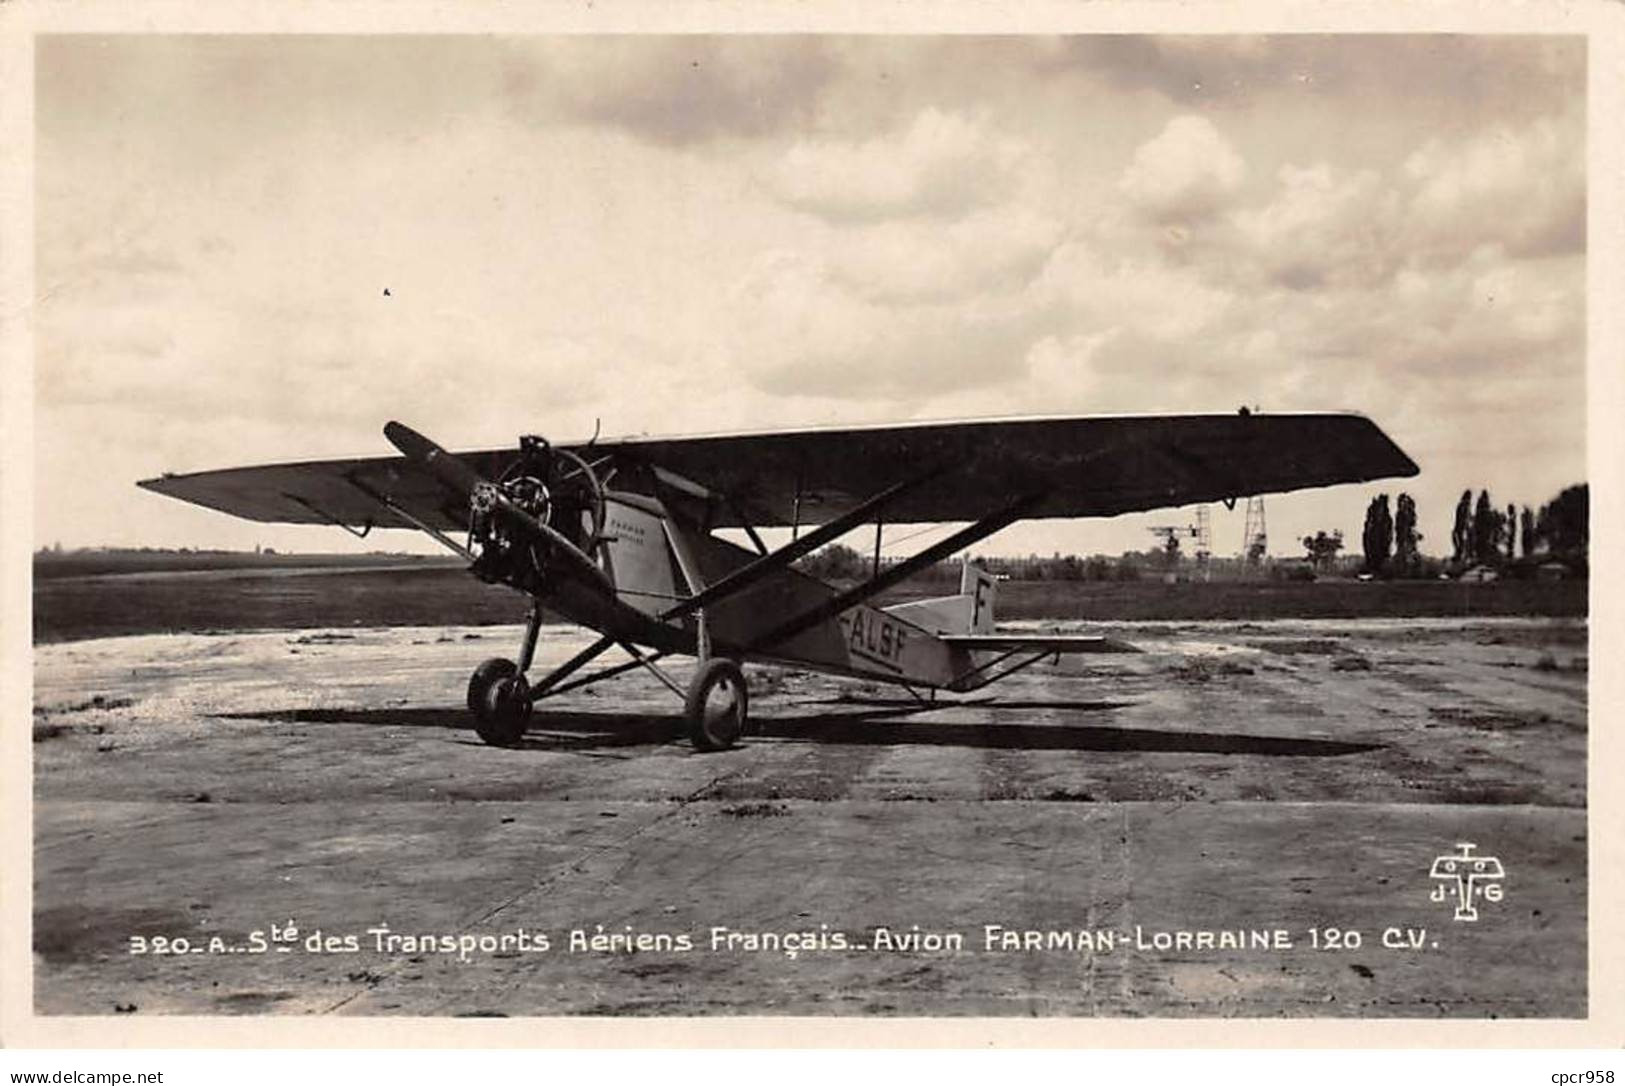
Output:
left=1429, top=843, right=1505, bottom=922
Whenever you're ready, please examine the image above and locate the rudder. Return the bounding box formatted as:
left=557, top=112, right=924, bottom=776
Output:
left=961, top=561, right=996, bottom=634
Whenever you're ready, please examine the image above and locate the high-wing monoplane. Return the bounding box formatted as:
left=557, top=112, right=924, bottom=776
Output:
left=138, top=413, right=1417, bottom=750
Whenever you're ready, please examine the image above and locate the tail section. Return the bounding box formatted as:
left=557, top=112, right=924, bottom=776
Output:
left=883, top=560, right=997, bottom=635
left=961, top=561, right=996, bottom=634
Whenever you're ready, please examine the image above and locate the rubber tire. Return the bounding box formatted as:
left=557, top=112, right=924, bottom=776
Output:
left=685, top=658, right=749, bottom=752
left=467, top=658, right=517, bottom=713
left=468, top=657, right=531, bottom=747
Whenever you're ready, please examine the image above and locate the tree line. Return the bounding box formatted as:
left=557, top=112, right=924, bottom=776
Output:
left=795, top=545, right=1142, bottom=584
left=1359, top=484, right=1588, bottom=577
left=798, top=482, right=1589, bottom=585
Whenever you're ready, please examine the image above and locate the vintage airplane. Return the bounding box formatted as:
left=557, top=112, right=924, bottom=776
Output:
left=138, top=413, right=1417, bottom=751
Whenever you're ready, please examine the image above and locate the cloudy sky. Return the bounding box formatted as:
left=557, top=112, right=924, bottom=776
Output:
left=34, top=34, right=1586, bottom=561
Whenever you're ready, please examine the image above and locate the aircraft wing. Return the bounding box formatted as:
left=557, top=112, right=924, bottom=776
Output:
left=137, top=412, right=1417, bottom=531
left=137, top=448, right=510, bottom=533
left=635, top=412, right=1416, bottom=527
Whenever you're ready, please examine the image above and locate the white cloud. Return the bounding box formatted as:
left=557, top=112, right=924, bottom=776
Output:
left=728, top=250, right=1044, bottom=400
left=1118, top=115, right=1247, bottom=223
left=764, top=108, right=1026, bottom=222
left=526, top=37, right=836, bottom=146
left=1168, top=111, right=1582, bottom=297
left=825, top=206, right=1064, bottom=304
left=1036, top=241, right=1236, bottom=342
left=1231, top=163, right=1400, bottom=289
left=1403, top=117, right=1584, bottom=258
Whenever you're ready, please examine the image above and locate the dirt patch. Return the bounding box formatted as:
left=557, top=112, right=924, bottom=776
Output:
left=719, top=802, right=791, bottom=818
left=1041, top=788, right=1097, bottom=802
left=32, top=719, right=111, bottom=743
left=1472, top=624, right=1588, bottom=649
left=34, top=904, right=193, bottom=964
left=1531, top=652, right=1587, bottom=674
left=621, top=959, right=692, bottom=978
left=748, top=669, right=801, bottom=697
left=1167, top=658, right=1256, bottom=681
left=1331, top=654, right=1373, bottom=671
left=1430, top=706, right=1556, bottom=731
left=35, top=694, right=135, bottom=715
left=832, top=683, right=892, bottom=702
left=1251, top=639, right=1344, bottom=656
left=212, top=991, right=296, bottom=1014
left=1447, top=784, right=1552, bottom=805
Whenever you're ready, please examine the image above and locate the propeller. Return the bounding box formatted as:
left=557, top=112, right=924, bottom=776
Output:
left=384, top=420, right=486, bottom=500
left=383, top=420, right=612, bottom=595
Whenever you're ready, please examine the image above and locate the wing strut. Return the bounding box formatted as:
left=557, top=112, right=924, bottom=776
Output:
left=519, top=633, right=615, bottom=702
left=656, top=467, right=945, bottom=622
left=345, top=476, right=475, bottom=560
left=281, top=493, right=374, bottom=540
left=729, top=500, right=770, bottom=557
left=746, top=489, right=1048, bottom=653
left=946, top=648, right=1059, bottom=693
left=524, top=643, right=678, bottom=703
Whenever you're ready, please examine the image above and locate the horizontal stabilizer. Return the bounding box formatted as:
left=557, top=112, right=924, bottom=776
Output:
left=939, top=634, right=1140, bottom=654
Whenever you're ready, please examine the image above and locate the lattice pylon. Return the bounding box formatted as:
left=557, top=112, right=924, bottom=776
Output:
left=1242, top=495, right=1268, bottom=564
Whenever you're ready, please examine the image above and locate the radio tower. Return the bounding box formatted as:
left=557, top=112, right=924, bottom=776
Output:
left=1194, top=505, right=1212, bottom=581
left=1147, top=508, right=1212, bottom=582
left=1242, top=496, right=1268, bottom=567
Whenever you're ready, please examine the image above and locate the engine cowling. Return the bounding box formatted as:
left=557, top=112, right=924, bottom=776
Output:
left=468, top=436, right=607, bottom=594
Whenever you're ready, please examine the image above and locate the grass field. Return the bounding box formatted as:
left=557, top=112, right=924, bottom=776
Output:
left=32, top=557, right=1587, bottom=644
left=32, top=550, right=455, bottom=580
left=33, top=565, right=526, bottom=643
left=985, top=577, right=1588, bottom=622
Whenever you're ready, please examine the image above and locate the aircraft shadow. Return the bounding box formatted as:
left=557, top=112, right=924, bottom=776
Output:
left=819, top=697, right=1134, bottom=713
left=218, top=704, right=1379, bottom=757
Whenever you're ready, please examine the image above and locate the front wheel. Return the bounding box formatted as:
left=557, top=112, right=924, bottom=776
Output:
left=468, top=657, right=531, bottom=747
left=685, top=658, right=748, bottom=752
left=468, top=657, right=517, bottom=713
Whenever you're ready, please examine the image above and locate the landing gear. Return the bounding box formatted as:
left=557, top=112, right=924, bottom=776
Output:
left=465, top=603, right=753, bottom=752
left=467, top=657, right=532, bottom=747
left=685, top=657, right=749, bottom=752
left=467, top=603, right=545, bottom=747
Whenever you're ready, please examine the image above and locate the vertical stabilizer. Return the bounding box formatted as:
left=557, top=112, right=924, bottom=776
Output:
left=884, top=559, right=998, bottom=634
left=961, top=561, right=997, bottom=634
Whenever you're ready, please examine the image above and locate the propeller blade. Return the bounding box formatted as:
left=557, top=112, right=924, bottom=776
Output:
left=385, top=420, right=614, bottom=595
left=503, top=504, right=615, bottom=594
left=384, top=420, right=486, bottom=497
